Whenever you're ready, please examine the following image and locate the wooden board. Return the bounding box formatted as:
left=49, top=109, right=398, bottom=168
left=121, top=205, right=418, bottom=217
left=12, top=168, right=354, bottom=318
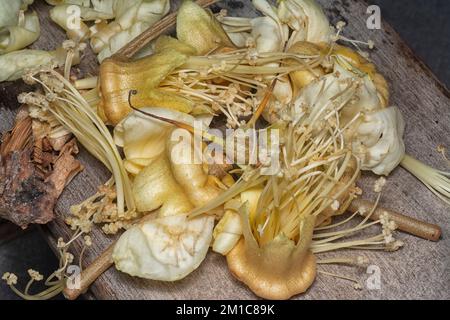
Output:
left=1, top=0, right=449, bottom=300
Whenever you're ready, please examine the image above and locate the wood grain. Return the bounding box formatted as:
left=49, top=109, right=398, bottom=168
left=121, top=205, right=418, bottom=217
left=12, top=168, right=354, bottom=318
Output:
left=1, top=0, right=449, bottom=300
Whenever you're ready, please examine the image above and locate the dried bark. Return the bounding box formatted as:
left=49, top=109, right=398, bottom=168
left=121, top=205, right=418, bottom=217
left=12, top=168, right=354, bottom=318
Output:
left=0, top=110, right=83, bottom=229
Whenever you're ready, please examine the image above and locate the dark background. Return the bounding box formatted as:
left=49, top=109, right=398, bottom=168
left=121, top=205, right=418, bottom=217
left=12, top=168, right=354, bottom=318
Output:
left=371, top=0, right=450, bottom=87
left=1, top=0, right=449, bottom=300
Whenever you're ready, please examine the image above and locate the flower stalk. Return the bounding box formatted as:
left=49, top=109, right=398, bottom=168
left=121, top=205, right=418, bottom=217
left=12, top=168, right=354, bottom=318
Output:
left=401, top=154, right=450, bottom=206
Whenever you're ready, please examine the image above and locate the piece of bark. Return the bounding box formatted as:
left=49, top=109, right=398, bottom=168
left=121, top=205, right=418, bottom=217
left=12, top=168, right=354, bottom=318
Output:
left=49, top=135, right=72, bottom=152
left=0, top=111, right=32, bottom=156
left=47, top=139, right=83, bottom=194
left=0, top=113, right=84, bottom=229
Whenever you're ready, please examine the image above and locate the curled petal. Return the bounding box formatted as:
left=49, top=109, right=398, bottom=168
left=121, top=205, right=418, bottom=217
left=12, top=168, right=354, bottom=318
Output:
left=227, top=207, right=317, bottom=300
left=176, top=0, right=235, bottom=55
left=0, top=49, right=55, bottom=82
left=113, top=214, right=214, bottom=281
left=0, top=11, right=40, bottom=54
left=352, top=107, right=406, bottom=176
left=280, top=0, right=333, bottom=47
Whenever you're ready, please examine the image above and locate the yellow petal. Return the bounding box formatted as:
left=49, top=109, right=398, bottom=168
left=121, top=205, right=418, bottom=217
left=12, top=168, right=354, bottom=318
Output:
left=154, top=35, right=197, bottom=55
left=176, top=0, right=235, bottom=55
left=240, top=187, right=263, bottom=224
left=124, top=160, right=144, bottom=176
left=98, top=48, right=193, bottom=125
left=227, top=208, right=317, bottom=300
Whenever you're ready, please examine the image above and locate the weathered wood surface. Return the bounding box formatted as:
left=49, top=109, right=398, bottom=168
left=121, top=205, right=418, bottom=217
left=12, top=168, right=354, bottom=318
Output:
left=0, top=0, right=449, bottom=300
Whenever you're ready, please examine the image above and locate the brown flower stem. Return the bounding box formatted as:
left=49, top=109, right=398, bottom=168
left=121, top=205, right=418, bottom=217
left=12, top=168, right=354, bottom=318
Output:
left=246, top=79, right=277, bottom=127
left=349, top=198, right=441, bottom=242
left=114, top=0, right=220, bottom=60
left=63, top=241, right=116, bottom=300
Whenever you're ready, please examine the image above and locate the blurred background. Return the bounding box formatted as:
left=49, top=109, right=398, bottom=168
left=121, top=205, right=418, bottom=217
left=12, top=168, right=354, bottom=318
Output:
left=1, top=0, right=449, bottom=299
